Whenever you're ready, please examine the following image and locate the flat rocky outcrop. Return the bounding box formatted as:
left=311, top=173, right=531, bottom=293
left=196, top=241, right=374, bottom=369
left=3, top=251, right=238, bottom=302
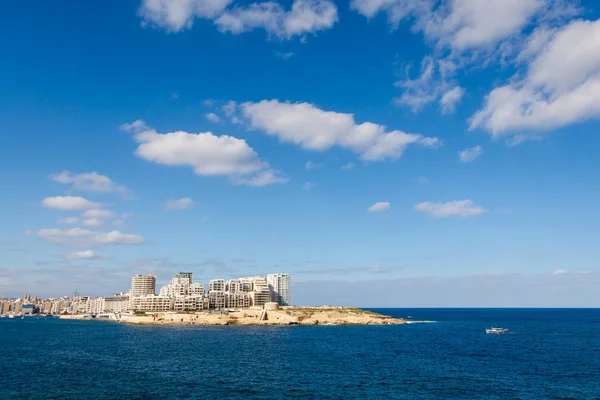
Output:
left=60, top=307, right=410, bottom=326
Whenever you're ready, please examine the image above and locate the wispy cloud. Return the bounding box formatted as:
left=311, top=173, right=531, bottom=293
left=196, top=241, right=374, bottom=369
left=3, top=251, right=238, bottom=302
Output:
left=164, top=197, right=195, bottom=210
left=414, top=200, right=487, bottom=218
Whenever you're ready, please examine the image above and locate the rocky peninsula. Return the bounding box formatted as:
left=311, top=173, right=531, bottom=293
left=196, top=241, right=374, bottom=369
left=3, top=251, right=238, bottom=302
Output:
left=60, top=307, right=411, bottom=326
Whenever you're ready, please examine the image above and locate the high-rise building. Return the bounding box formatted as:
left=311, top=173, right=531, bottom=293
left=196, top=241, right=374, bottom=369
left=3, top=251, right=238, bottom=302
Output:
left=171, top=272, right=193, bottom=286
left=267, top=273, right=291, bottom=306
left=130, top=274, right=156, bottom=297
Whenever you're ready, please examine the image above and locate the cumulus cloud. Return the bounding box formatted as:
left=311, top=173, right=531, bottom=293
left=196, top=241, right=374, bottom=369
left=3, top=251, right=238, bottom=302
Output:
left=353, top=0, right=580, bottom=114
left=240, top=100, right=440, bottom=161
left=64, top=250, right=110, bottom=260
left=121, top=120, right=287, bottom=187
left=471, top=18, right=600, bottom=137
left=368, top=201, right=391, bottom=212
left=340, top=162, right=354, bottom=171
left=50, top=171, right=128, bottom=196
left=214, top=0, right=338, bottom=39
left=33, top=228, right=145, bottom=247
left=138, top=0, right=232, bottom=32
left=42, top=196, right=99, bottom=211
left=458, top=145, right=483, bottom=163
left=414, top=199, right=487, bottom=218
left=139, top=0, right=338, bottom=39
left=205, top=112, right=221, bottom=123
left=164, top=197, right=195, bottom=210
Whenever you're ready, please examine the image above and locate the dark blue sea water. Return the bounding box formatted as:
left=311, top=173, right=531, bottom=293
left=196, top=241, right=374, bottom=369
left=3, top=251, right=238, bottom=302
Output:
left=1, top=309, right=599, bottom=399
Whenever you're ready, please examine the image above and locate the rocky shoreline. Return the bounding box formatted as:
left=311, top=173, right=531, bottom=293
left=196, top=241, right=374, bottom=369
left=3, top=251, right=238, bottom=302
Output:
left=60, top=307, right=413, bottom=326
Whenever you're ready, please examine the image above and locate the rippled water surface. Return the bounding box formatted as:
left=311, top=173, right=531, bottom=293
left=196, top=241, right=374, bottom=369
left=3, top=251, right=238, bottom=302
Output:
left=1, top=308, right=599, bottom=399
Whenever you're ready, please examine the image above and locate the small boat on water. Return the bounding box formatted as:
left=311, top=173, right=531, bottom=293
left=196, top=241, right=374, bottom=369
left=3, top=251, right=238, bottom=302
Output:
left=486, top=327, right=509, bottom=334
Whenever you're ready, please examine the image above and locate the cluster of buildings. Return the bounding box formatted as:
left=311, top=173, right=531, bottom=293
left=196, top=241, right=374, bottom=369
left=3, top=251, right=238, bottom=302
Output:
left=129, top=272, right=290, bottom=312
left=0, top=272, right=291, bottom=316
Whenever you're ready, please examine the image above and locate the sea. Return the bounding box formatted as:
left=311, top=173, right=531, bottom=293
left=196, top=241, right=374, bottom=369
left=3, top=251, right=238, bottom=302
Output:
left=1, top=308, right=599, bottom=399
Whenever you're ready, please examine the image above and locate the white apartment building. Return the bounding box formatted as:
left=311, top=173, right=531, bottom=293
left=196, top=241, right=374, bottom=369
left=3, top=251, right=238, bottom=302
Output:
left=208, top=291, right=226, bottom=309
left=251, top=277, right=272, bottom=307
left=227, top=293, right=251, bottom=309
left=171, top=272, right=193, bottom=286
left=189, top=283, right=205, bottom=295
left=209, top=279, right=225, bottom=292
left=130, top=295, right=173, bottom=312
left=267, top=273, right=291, bottom=306
left=173, top=295, right=208, bottom=311
left=225, top=279, right=242, bottom=293
left=103, top=295, right=130, bottom=313
left=130, top=274, right=156, bottom=297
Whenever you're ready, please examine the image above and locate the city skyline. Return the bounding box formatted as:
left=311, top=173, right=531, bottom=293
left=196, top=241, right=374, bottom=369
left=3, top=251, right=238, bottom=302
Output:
left=1, top=1, right=600, bottom=307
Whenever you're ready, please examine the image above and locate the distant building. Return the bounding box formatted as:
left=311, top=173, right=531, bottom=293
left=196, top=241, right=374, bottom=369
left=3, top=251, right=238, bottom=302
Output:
left=172, top=272, right=193, bottom=286
left=130, top=295, right=173, bottom=312
left=189, top=283, right=205, bottom=295
left=267, top=273, right=291, bottom=306
left=209, top=279, right=225, bottom=292
left=22, top=304, right=35, bottom=315
left=208, top=291, right=226, bottom=309
left=251, top=277, right=272, bottom=307
left=104, top=295, right=130, bottom=313
left=130, top=274, right=156, bottom=297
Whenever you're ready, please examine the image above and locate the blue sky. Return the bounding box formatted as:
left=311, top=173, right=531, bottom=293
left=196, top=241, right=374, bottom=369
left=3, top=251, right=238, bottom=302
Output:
left=1, top=0, right=600, bottom=306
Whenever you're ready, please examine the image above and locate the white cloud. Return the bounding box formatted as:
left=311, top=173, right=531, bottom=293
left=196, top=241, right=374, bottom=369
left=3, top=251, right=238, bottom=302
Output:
left=416, top=176, right=430, bottom=184
left=350, top=0, right=432, bottom=27
left=58, top=217, right=79, bottom=224
left=440, top=86, right=465, bottom=114
left=277, top=51, right=296, bottom=60
left=240, top=100, right=440, bottom=161
left=50, top=171, right=127, bottom=195
left=164, top=197, right=195, bottom=210
left=552, top=269, right=568, bottom=276
left=121, top=120, right=287, bottom=186
left=340, top=162, right=354, bottom=171
left=303, top=181, right=315, bottom=191
left=139, top=0, right=338, bottom=39
left=81, top=218, right=103, bottom=227
left=368, top=201, right=391, bottom=212
left=305, top=160, right=321, bottom=170
left=230, top=170, right=289, bottom=187
left=414, top=199, right=487, bottom=218
left=205, top=112, right=221, bottom=123
left=353, top=0, right=580, bottom=114
left=83, top=209, right=114, bottom=219
left=138, top=0, right=232, bottom=32
left=64, top=250, right=109, bottom=260
left=41, top=196, right=99, bottom=211
left=471, top=18, right=600, bottom=136
left=458, top=145, right=482, bottom=163
left=214, top=0, right=338, bottom=39
left=34, top=228, right=145, bottom=247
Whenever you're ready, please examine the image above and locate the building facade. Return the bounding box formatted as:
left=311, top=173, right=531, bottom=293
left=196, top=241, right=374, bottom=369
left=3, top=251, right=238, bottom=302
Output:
left=130, top=274, right=156, bottom=297
left=267, top=273, right=291, bottom=306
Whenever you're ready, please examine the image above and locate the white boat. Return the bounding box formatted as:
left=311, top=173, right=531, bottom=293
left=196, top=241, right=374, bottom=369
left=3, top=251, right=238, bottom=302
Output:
left=8, top=314, right=15, bottom=319
left=486, top=327, right=509, bottom=334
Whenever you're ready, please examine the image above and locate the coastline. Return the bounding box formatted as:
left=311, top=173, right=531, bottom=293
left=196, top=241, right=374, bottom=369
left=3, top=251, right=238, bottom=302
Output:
left=59, top=307, right=416, bottom=326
